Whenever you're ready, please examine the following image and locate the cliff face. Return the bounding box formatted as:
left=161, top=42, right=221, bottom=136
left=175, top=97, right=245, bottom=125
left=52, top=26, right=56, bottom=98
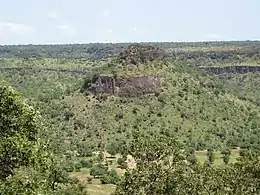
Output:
left=84, top=75, right=163, bottom=97
left=201, top=66, right=260, bottom=74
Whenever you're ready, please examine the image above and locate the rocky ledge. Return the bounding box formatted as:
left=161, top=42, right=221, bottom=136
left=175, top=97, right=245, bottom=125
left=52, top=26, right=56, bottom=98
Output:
left=83, top=75, right=163, bottom=97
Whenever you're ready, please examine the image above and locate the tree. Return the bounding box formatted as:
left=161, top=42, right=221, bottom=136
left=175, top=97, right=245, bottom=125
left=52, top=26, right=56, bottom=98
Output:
left=106, top=142, right=118, bottom=156
left=221, top=148, right=231, bottom=164
left=80, top=159, right=93, bottom=168
left=115, top=132, right=187, bottom=195
left=90, top=164, right=107, bottom=178
left=186, top=154, right=197, bottom=165
left=0, top=85, right=43, bottom=180
left=185, top=147, right=197, bottom=165
left=117, top=158, right=127, bottom=169
left=206, top=148, right=215, bottom=165
left=0, top=85, right=87, bottom=194
left=100, top=169, right=121, bottom=185
left=115, top=131, right=260, bottom=195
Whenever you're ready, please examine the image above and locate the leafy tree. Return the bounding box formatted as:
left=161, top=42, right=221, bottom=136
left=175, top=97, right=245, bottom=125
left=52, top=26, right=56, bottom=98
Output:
left=185, top=147, right=197, bottom=165
left=54, top=177, right=87, bottom=195
left=115, top=132, right=260, bottom=195
left=80, top=159, right=93, bottom=168
left=0, top=85, right=86, bottom=194
left=221, top=148, right=231, bottom=164
left=115, top=132, right=187, bottom=194
left=186, top=154, right=197, bottom=165
left=106, top=142, right=118, bottom=156
left=100, top=169, right=121, bottom=185
left=206, top=148, right=215, bottom=165
left=0, top=85, right=44, bottom=179
left=76, top=142, right=93, bottom=157
left=97, top=152, right=105, bottom=163
left=74, top=162, right=83, bottom=172
left=117, top=158, right=127, bottom=169
left=90, top=164, right=108, bottom=178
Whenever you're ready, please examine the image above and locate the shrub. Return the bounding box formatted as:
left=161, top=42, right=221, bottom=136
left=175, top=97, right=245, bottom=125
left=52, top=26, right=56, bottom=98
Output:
left=117, top=158, right=127, bottom=169
left=80, top=159, right=93, bottom=168
left=90, top=164, right=108, bottom=178
left=74, top=163, right=82, bottom=172
left=87, top=177, right=92, bottom=184
left=100, top=169, right=121, bottom=185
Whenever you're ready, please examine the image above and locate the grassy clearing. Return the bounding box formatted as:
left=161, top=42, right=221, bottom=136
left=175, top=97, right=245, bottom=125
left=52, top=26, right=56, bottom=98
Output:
left=88, top=179, right=116, bottom=195
left=70, top=150, right=241, bottom=194
left=195, top=149, right=240, bottom=165
left=70, top=170, right=116, bottom=195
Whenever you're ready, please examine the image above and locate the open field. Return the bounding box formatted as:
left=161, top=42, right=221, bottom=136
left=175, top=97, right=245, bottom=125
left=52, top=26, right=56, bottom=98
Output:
left=70, top=149, right=241, bottom=195
left=195, top=149, right=240, bottom=165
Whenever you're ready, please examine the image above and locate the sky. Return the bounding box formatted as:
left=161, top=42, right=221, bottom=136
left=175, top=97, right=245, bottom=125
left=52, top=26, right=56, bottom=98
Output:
left=0, top=0, right=259, bottom=45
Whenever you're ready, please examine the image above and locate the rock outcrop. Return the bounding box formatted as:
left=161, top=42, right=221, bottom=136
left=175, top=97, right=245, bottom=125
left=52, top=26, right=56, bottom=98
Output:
left=117, top=44, right=166, bottom=65
left=83, top=75, right=163, bottom=97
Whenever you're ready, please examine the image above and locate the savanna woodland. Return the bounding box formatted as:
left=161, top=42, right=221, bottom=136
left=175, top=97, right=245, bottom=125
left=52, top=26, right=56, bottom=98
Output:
left=1, top=41, right=260, bottom=194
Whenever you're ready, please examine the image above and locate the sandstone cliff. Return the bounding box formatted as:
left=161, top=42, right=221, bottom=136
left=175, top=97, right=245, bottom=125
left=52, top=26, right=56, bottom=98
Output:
left=83, top=75, right=163, bottom=97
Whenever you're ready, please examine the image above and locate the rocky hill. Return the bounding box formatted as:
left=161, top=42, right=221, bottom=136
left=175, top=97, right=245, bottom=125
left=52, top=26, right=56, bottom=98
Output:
left=83, top=75, right=163, bottom=97
left=117, top=44, right=166, bottom=65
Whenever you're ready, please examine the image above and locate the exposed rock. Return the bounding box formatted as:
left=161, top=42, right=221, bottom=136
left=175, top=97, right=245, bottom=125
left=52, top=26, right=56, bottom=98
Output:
left=83, top=75, right=163, bottom=97
left=117, top=44, right=166, bottom=65
left=201, top=66, right=260, bottom=74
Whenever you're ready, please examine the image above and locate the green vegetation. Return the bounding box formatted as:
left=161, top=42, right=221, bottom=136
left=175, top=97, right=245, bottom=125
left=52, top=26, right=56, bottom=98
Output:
left=0, top=85, right=87, bottom=194
left=0, top=42, right=260, bottom=194
left=115, top=132, right=260, bottom=195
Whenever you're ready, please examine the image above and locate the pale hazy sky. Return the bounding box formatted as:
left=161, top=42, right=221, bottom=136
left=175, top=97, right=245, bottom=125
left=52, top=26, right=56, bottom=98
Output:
left=0, top=0, right=259, bottom=45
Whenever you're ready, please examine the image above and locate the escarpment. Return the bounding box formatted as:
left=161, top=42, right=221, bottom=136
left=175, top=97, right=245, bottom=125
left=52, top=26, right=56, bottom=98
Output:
left=83, top=75, right=163, bottom=97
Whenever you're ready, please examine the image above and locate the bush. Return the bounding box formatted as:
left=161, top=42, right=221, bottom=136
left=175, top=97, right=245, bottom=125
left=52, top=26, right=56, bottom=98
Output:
left=117, top=158, right=124, bottom=166
left=187, top=154, right=197, bottom=165
left=90, top=164, right=108, bottom=178
left=117, top=158, right=127, bottom=169
left=97, top=152, right=104, bottom=162
left=100, top=174, right=111, bottom=184
left=87, top=177, right=92, bottom=184
left=221, top=148, right=231, bottom=164
left=106, top=143, right=118, bottom=156
left=63, top=159, right=75, bottom=172
left=80, top=159, right=93, bottom=168
left=100, top=169, right=121, bottom=185
left=74, top=162, right=83, bottom=172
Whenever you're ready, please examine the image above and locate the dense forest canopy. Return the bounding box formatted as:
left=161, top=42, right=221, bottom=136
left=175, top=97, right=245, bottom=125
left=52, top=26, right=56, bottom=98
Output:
left=0, top=41, right=260, bottom=194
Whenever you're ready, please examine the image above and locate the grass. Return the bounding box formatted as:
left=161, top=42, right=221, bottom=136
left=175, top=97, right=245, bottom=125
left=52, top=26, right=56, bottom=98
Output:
left=70, top=150, right=241, bottom=194
left=195, top=149, right=240, bottom=165
left=70, top=169, right=116, bottom=195
left=88, top=179, right=116, bottom=195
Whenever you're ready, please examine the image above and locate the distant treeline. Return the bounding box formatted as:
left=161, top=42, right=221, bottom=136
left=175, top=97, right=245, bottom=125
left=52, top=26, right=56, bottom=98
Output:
left=0, top=67, right=91, bottom=75
left=0, top=41, right=260, bottom=63
left=2, top=65, right=260, bottom=76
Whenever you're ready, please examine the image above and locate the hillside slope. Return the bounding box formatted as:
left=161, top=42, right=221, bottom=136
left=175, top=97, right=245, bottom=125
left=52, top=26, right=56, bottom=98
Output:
left=0, top=56, right=259, bottom=154
left=66, top=61, right=260, bottom=151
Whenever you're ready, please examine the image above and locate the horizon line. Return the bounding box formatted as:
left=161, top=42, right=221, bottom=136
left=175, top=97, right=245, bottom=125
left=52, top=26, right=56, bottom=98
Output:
left=0, top=39, right=259, bottom=46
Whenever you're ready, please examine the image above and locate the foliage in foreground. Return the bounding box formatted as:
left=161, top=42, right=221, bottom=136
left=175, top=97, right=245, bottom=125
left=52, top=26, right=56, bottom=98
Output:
left=115, top=132, right=260, bottom=195
left=0, top=85, right=87, bottom=194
